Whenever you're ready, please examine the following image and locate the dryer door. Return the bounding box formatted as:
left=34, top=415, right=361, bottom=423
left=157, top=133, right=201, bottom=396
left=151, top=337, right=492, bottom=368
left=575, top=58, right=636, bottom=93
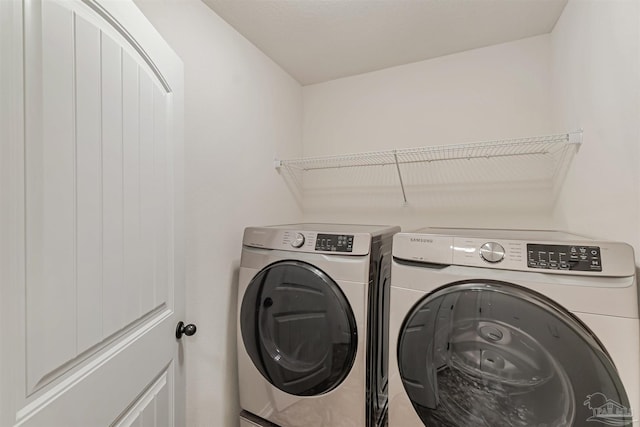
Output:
left=240, top=260, right=358, bottom=396
left=397, top=280, right=632, bottom=427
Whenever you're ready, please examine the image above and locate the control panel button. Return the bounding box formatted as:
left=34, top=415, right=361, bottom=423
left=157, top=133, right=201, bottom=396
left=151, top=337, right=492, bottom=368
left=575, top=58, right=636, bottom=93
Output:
left=291, top=233, right=305, bottom=248
left=480, top=242, right=505, bottom=263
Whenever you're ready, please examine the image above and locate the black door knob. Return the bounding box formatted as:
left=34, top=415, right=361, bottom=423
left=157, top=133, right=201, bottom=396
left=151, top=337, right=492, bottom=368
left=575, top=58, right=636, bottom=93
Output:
left=176, top=321, right=197, bottom=339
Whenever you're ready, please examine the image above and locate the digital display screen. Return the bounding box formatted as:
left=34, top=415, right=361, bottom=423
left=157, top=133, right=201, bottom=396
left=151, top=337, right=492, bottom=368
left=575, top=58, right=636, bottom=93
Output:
left=527, top=244, right=602, bottom=272
left=315, top=234, right=354, bottom=252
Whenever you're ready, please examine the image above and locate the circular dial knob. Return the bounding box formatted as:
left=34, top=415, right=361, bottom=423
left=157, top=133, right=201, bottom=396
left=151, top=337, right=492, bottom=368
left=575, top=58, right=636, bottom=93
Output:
left=479, top=242, right=505, bottom=263
left=291, top=233, right=305, bottom=248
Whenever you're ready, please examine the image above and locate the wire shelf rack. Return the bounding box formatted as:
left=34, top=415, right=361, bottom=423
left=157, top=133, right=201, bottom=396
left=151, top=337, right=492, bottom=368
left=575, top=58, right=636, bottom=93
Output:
left=276, top=131, right=582, bottom=206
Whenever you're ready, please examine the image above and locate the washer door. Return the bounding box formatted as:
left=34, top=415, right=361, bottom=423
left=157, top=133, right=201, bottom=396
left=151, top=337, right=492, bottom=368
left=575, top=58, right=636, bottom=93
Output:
left=397, top=280, right=632, bottom=427
left=240, top=260, right=358, bottom=396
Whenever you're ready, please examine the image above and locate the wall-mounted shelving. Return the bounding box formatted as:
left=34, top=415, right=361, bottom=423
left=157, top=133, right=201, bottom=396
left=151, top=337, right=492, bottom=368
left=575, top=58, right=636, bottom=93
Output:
left=276, top=131, right=582, bottom=207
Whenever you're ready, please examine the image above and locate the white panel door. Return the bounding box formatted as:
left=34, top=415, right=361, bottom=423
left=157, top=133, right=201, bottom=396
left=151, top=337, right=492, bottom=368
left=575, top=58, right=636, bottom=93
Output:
left=0, top=0, right=186, bottom=425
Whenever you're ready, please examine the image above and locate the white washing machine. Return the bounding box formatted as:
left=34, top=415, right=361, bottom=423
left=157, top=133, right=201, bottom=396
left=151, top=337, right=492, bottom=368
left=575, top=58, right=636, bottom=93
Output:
left=389, top=228, right=640, bottom=427
left=238, top=223, right=399, bottom=427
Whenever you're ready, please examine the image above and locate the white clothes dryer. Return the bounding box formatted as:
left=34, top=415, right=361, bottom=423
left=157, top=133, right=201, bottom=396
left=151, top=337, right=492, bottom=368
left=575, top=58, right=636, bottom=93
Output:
left=238, top=224, right=399, bottom=427
left=389, top=228, right=640, bottom=427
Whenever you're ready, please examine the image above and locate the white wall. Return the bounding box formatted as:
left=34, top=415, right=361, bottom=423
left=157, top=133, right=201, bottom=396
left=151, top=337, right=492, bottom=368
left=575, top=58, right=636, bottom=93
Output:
left=133, top=1, right=303, bottom=426
left=551, top=0, right=640, bottom=258
left=301, top=35, right=557, bottom=230
left=131, top=0, right=640, bottom=424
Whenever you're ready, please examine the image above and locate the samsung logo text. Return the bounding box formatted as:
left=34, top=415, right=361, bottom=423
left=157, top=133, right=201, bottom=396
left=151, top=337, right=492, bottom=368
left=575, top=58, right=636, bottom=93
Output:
left=410, top=238, right=434, bottom=244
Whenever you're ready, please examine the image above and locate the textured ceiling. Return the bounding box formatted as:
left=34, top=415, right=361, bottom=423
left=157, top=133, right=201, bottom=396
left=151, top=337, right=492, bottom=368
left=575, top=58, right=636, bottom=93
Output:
left=203, top=0, right=568, bottom=85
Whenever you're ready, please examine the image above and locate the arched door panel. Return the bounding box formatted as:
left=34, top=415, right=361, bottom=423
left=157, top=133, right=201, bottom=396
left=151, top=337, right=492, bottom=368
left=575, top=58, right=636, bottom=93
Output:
left=1, top=0, right=185, bottom=425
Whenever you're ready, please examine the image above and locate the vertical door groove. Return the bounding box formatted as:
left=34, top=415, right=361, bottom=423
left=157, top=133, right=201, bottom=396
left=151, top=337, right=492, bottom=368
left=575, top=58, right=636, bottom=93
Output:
left=99, top=24, right=105, bottom=341
left=72, top=11, right=78, bottom=357
left=75, top=12, right=103, bottom=355
left=123, top=54, right=141, bottom=322
left=101, top=31, right=125, bottom=338
left=27, top=0, right=77, bottom=391
left=139, top=72, right=155, bottom=315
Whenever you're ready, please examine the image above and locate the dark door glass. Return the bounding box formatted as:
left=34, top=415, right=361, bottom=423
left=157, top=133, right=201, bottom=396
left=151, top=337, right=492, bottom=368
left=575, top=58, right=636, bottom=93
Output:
left=241, top=260, right=358, bottom=396
left=398, top=280, right=631, bottom=427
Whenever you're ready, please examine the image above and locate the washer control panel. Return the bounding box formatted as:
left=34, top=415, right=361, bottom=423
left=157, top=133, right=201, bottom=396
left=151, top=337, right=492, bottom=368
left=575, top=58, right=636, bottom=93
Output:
left=527, top=244, right=602, bottom=272
left=393, top=231, right=635, bottom=276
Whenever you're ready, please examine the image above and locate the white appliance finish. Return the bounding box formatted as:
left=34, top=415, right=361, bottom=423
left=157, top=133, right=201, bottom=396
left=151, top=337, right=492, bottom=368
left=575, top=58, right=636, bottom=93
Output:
left=389, top=228, right=640, bottom=427
left=238, top=223, right=399, bottom=427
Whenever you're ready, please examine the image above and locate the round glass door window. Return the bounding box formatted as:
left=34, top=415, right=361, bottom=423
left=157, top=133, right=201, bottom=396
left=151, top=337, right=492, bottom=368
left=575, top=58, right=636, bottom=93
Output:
left=240, top=260, right=358, bottom=396
left=397, top=281, right=631, bottom=427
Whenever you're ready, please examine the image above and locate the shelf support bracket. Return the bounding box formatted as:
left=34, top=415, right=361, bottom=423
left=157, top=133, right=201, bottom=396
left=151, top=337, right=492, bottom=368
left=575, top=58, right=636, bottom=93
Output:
left=568, top=130, right=583, bottom=152
left=393, top=151, right=408, bottom=206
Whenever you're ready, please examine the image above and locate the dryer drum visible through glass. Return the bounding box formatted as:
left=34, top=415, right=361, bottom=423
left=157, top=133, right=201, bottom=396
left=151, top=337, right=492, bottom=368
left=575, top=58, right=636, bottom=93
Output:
left=240, top=260, right=358, bottom=396
left=397, top=280, right=631, bottom=427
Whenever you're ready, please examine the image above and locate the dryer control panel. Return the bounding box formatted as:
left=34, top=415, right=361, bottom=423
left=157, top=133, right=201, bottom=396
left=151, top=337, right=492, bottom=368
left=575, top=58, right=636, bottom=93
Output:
left=315, top=234, right=354, bottom=252
left=243, top=227, right=371, bottom=255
